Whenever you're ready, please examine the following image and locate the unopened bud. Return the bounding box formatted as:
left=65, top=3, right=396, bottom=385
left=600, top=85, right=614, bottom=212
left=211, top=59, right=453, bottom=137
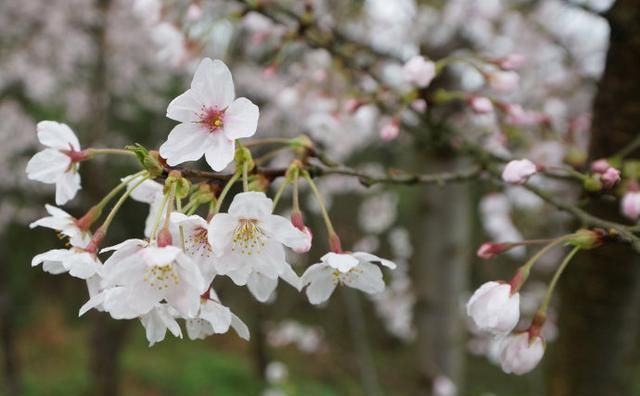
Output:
left=477, top=242, right=509, bottom=259
left=565, top=229, right=604, bottom=250
left=583, top=175, right=603, bottom=192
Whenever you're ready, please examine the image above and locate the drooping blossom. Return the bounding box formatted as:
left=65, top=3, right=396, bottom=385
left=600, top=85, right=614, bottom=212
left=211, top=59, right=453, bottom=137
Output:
left=499, top=332, right=545, bottom=375
left=207, top=192, right=308, bottom=302
left=80, top=239, right=205, bottom=319
left=140, top=304, right=183, bottom=346
left=466, top=281, right=520, bottom=335
left=32, top=248, right=102, bottom=280
left=403, top=55, right=436, bottom=88
left=30, top=204, right=92, bottom=248
left=301, top=252, right=397, bottom=305
left=185, top=289, right=249, bottom=340
left=26, top=121, right=85, bottom=205
left=159, top=58, right=260, bottom=171
left=170, top=213, right=216, bottom=283
left=502, top=159, right=538, bottom=184
left=621, top=191, right=640, bottom=220
left=476, top=242, right=509, bottom=259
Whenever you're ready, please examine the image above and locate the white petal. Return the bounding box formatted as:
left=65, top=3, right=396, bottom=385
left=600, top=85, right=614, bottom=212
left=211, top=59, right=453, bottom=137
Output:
left=191, top=58, right=235, bottom=109
left=37, top=121, right=80, bottom=150
left=159, top=122, right=209, bottom=166
left=343, top=262, right=384, bottom=294
left=203, top=134, right=235, bottom=171
left=200, top=301, right=232, bottom=333
left=166, top=90, right=201, bottom=123
left=207, top=213, right=237, bottom=256
left=278, top=263, right=302, bottom=291
left=223, top=98, right=259, bottom=139
left=26, top=149, right=70, bottom=183
left=305, top=270, right=336, bottom=305
left=227, top=191, right=272, bottom=220
left=55, top=171, right=81, bottom=205
left=323, top=252, right=359, bottom=273
left=247, top=272, right=278, bottom=302
left=129, top=179, right=163, bottom=204
left=261, top=214, right=308, bottom=250
left=351, top=252, right=397, bottom=269
left=230, top=313, right=250, bottom=340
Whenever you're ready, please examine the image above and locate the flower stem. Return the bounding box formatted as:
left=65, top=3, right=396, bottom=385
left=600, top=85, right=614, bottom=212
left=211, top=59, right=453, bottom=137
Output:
left=95, top=170, right=146, bottom=212
left=510, top=235, right=573, bottom=293
left=176, top=197, right=186, bottom=250
left=539, top=245, right=581, bottom=314
left=101, top=174, right=150, bottom=233
left=88, top=148, right=137, bottom=157
left=150, top=192, right=171, bottom=241
left=243, top=137, right=292, bottom=147
left=242, top=161, right=249, bottom=192
left=271, top=180, right=289, bottom=211
left=214, top=171, right=241, bottom=214
left=302, top=171, right=336, bottom=237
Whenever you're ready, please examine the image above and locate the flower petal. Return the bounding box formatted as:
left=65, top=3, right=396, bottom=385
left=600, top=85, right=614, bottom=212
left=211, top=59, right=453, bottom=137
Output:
left=323, top=252, right=359, bottom=273
left=351, top=251, right=397, bottom=269
left=26, top=149, right=70, bottom=183
left=55, top=171, right=81, bottom=205
left=343, top=262, right=385, bottom=294
left=191, top=58, right=235, bottom=109
left=159, top=122, right=209, bottom=166
left=166, top=90, right=201, bottom=123
left=37, top=121, right=80, bottom=150
left=203, top=134, right=235, bottom=171
left=227, top=191, right=273, bottom=220
left=223, top=98, right=259, bottom=139
left=207, top=213, right=237, bottom=256
left=261, top=214, right=308, bottom=250
left=247, top=271, right=278, bottom=302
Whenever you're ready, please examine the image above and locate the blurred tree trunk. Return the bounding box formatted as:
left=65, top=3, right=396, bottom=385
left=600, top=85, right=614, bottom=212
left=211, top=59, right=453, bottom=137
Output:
left=550, top=2, right=640, bottom=395
left=0, top=258, right=21, bottom=396
left=413, top=157, right=472, bottom=396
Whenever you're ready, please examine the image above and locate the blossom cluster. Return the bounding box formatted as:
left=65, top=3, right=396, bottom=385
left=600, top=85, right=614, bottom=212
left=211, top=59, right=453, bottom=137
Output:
left=26, top=58, right=396, bottom=346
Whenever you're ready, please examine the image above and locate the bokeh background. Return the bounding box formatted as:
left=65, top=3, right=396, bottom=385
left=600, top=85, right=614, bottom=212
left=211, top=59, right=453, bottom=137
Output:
left=2, top=0, right=640, bottom=395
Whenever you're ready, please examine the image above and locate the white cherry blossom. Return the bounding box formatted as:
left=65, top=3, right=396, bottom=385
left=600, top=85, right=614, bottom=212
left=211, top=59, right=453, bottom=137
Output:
left=171, top=212, right=216, bottom=284
left=621, top=191, right=640, bottom=220
left=80, top=239, right=205, bottom=319
left=185, top=289, right=250, bottom=340
left=32, top=248, right=101, bottom=280
left=502, top=159, right=538, bottom=184
left=29, top=204, right=92, bottom=248
left=499, top=332, right=545, bottom=375
left=301, top=252, right=397, bottom=305
left=159, top=58, right=260, bottom=171
left=403, top=55, right=436, bottom=88
left=207, top=192, right=308, bottom=302
left=26, top=121, right=84, bottom=205
left=466, top=281, right=520, bottom=335
left=140, top=304, right=183, bottom=346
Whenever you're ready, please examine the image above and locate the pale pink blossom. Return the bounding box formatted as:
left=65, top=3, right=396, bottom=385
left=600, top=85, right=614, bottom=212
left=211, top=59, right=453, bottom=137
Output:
left=469, top=96, right=494, bottom=113
left=590, top=159, right=611, bottom=173
left=380, top=120, right=400, bottom=141
left=499, top=333, right=545, bottom=375
left=601, top=167, right=621, bottom=188
left=403, top=55, right=436, bottom=88
left=494, top=54, right=526, bottom=71
left=487, top=71, right=519, bottom=93
left=502, top=159, right=538, bottom=184
left=466, top=281, right=520, bottom=335
left=621, top=191, right=640, bottom=220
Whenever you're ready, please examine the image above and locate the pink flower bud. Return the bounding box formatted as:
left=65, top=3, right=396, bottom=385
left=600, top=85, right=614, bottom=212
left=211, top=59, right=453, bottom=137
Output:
left=186, top=3, right=203, bottom=21
left=601, top=167, right=621, bottom=188
left=469, top=96, right=494, bottom=113
left=293, top=226, right=313, bottom=253
left=380, top=120, right=400, bottom=141
left=499, top=333, right=545, bottom=375
left=621, top=191, right=640, bottom=220
left=494, top=54, right=527, bottom=71
left=590, top=159, right=611, bottom=173
left=343, top=98, right=362, bottom=114
left=466, top=281, right=520, bottom=335
left=403, top=55, right=436, bottom=88
left=502, top=159, right=538, bottom=184
left=477, top=242, right=508, bottom=259
left=487, top=71, right=519, bottom=93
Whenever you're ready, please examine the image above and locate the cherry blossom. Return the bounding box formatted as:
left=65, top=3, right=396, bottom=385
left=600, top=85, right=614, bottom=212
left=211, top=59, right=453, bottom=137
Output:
left=170, top=213, right=216, bottom=283
left=25, top=121, right=84, bottom=205
left=185, top=289, right=250, bottom=340
left=486, top=70, right=520, bottom=93
left=502, top=159, right=538, bottom=184
left=207, top=192, right=309, bottom=302
left=621, top=191, right=640, bottom=221
left=466, top=281, right=520, bottom=335
left=469, top=96, right=494, bottom=113
left=140, top=304, right=183, bottom=346
left=301, top=252, right=397, bottom=305
left=403, top=55, right=436, bottom=88
left=29, top=204, right=92, bottom=248
left=498, top=332, right=545, bottom=375
left=32, top=248, right=101, bottom=280
left=81, top=239, right=205, bottom=319
left=159, top=58, right=260, bottom=171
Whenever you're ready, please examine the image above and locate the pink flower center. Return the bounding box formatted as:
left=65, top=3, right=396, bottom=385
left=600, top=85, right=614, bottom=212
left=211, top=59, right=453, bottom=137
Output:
left=199, top=107, right=225, bottom=132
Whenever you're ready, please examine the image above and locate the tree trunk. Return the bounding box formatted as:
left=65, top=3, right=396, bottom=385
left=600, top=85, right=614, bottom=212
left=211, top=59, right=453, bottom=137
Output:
left=413, top=157, right=472, bottom=395
left=550, top=2, right=640, bottom=395
left=0, top=258, right=21, bottom=396
left=87, top=315, right=129, bottom=396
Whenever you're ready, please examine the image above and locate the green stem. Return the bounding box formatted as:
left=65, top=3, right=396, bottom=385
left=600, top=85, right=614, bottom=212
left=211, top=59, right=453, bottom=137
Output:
left=94, top=170, right=146, bottom=211
left=176, top=191, right=186, bottom=250
left=243, top=137, right=292, bottom=147
left=101, top=175, right=150, bottom=232
left=271, top=180, right=289, bottom=211
left=512, top=235, right=572, bottom=293
left=150, top=192, right=171, bottom=241
left=88, top=148, right=137, bottom=157
left=302, top=171, right=336, bottom=236
left=255, top=146, right=293, bottom=165
left=242, top=162, right=249, bottom=192
left=539, top=246, right=581, bottom=313
left=162, top=183, right=176, bottom=231
left=214, top=171, right=241, bottom=214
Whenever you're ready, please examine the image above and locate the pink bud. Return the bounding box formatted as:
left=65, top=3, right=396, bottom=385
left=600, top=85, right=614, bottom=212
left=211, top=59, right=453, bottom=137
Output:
left=469, top=96, right=494, bottom=113
left=601, top=167, right=621, bottom=188
left=494, top=54, right=527, bottom=71
left=477, top=242, right=508, bottom=259
left=343, top=98, right=362, bottom=114
left=380, top=120, right=400, bottom=141
left=590, top=159, right=611, bottom=173
left=621, top=191, right=640, bottom=220
left=487, top=71, right=519, bottom=93
left=294, top=226, right=313, bottom=253
left=291, top=211, right=305, bottom=230
left=263, top=65, right=277, bottom=79
left=502, top=159, right=538, bottom=184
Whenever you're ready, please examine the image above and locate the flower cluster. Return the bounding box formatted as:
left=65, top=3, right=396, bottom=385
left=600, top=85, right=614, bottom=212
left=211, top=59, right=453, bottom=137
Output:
left=26, top=58, right=396, bottom=346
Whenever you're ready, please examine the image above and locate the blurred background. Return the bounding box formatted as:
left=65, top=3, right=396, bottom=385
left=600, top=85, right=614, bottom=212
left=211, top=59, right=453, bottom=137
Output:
left=1, top=0, right=640, bottom=395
